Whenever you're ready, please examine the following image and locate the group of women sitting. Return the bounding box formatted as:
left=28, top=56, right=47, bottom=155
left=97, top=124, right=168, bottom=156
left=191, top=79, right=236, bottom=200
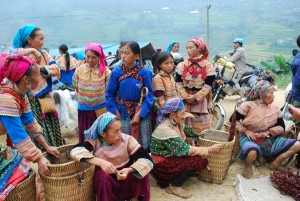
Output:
left=0, top=24, right=300, bottom=200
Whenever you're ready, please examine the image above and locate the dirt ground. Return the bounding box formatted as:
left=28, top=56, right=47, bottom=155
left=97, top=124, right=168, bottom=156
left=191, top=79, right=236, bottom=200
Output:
left=1, top=89, right=299, bottom=201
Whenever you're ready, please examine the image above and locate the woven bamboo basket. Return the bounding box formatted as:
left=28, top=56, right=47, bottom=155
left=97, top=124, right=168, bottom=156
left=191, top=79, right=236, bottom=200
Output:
left=198, top=130, right=235, bottom=184
left=43, top=144, right=90, bottom=177
left=6, top=170, right=36, bottom=201
left=224, top=121, right=241, bottom=160
left=40, top=165, right=95, bottom=201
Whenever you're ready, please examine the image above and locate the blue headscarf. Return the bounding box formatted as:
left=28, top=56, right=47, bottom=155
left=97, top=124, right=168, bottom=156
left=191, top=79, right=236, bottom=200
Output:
left=157, top=98, right=185, bottom=125
left=166, top=41, right=178, bottom=52
left=13, top=25, right=37, bottom=48
left=84, top=112, right=117, bottom=140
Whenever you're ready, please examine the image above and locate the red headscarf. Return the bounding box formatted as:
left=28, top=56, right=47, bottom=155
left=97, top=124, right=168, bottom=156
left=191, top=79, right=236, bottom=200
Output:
left=188, top=38, right=209, bottom=60
left=0, top=53, right=36, bottom=83
left=85, top=43, right=106, bottom=76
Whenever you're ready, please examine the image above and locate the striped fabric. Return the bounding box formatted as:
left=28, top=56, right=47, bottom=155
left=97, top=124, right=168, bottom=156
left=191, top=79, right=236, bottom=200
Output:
left=14, top=137, right=41, bottom=161
left=29, top=51, right=60, bottom=97
left=152, top=70, right=179, bottom=107
left=56, top=55, right=78, bottom=71
left=73, top=63, right=111, bottom=109
left=0, top=83, right=43, bottom=136
left=240, top=134, right=296, bottom=159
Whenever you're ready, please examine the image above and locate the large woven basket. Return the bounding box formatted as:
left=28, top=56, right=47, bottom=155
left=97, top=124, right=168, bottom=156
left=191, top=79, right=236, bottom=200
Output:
left=224, top=121, right=241, bottom=160
left=198, top=130, right=235, bottom=184
left=40, top=165, right=95, bottom=201
left=6, top=170, right=36, bottom=201
left=41, top=144, right=95, bottom=201
left=43, top=144, right=90, bottom=177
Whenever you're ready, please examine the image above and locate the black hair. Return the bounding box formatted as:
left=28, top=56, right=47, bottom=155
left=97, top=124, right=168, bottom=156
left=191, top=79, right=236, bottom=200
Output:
left=155, top=51, right=173, bottom=73
left=172, top=42, right=179, bottom=47
left=24, top=27, right=41, bottom=47
left=85, top=49, right=100, bottom=57
left=108, top=52, right=112, bottom=55
left=102, top=117, right=119, bottom=133
left=190, top=41, right=199, bottom=48
left=59, top=44, right=70, bottom=72
left=125, top=41, right=140, bottom=55
left=297, top=35, right=300, bottom=48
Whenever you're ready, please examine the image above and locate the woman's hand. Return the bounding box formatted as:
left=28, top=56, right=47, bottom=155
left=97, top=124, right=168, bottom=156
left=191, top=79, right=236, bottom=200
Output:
left=186, top=95, right=196, bottom=104
left=130, top=110, right=141, bottom=125
left=45, top=146, right=60, bottom=157
left=38, top=156, right=51, bottom=176
left=32, top=49, right=42, bottom=64
left=259, top=131, right=270, bottom=138
left=245, top=130, right=257, bottom=141
left=98, top=159, right=117, bottom=174
left=208, top=144, right=223, bottom=153
left=116, top=167, right=134, bottom=180
left=183, top=112, right=195, bottom=119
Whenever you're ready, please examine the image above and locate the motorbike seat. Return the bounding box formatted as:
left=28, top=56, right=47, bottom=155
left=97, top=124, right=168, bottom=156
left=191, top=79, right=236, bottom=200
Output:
left=242, top=70, right=255, bottom=77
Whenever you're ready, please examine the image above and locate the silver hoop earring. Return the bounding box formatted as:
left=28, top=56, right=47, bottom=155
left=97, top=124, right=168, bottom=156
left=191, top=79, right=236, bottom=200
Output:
left=171, top=118, right=177, bottom=125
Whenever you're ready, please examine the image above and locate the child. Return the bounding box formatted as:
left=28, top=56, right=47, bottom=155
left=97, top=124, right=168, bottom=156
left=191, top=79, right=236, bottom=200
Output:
left=152, top=51, right=179, bottom=108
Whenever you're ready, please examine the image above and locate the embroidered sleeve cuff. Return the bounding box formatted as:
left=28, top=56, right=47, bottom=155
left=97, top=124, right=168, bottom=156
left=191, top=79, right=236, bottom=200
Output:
left=15, top=137, right=42, bottom=162
left=28, top=131, right=43, bottom=140
left=70, top=147, right=95, bottom=163
left=188, top=146, right=209, bottom=157
left=130, top=158, right=153, bottom=179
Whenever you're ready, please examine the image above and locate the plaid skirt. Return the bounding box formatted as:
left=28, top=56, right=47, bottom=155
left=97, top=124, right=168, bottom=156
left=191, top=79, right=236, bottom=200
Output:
left=121, top=117, right=152, bottom=151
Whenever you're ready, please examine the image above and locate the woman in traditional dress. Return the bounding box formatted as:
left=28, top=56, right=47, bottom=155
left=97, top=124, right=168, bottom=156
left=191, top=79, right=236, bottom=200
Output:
left=0, top=53, right=60, bottom=199
left=150, top=98, right=223, bottom=199
left=73, top=43, right=111, bottom=143
left=105, top=41, right=154, bottom=151
left=175, top=37, right=215, bottom=137
left=12, top=25, right=63, bottom=149
left=71, top=112, right=153, bottom=201
left=231, top=80, right=300, bottom=178
left=56, top=44, right=78, bottom=88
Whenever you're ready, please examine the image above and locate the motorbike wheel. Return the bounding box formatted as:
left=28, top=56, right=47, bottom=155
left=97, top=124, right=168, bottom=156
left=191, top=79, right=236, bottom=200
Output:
left=211, top=105, right=225, bottom=130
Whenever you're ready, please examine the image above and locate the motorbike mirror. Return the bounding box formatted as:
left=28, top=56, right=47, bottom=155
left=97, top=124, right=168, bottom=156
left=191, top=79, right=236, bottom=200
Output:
left=292, top=49, right=298, bottom=57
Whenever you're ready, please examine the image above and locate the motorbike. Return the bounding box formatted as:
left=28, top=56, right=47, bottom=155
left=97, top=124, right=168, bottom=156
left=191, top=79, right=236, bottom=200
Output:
left=210, top=55, right=275, bottom=130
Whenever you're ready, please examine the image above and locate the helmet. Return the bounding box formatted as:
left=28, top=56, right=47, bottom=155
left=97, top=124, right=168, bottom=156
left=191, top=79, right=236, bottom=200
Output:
left=233, top=38, right=244, bottom=46
left=172, top=53, right=184, bottom=66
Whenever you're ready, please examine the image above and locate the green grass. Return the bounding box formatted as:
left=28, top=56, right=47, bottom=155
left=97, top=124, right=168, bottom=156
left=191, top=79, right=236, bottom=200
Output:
left=275, top=73, right=292, bottom=89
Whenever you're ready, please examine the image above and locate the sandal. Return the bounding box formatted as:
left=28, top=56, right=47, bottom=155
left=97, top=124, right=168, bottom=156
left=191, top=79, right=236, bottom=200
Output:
left=166, top=186, right=192, bottom=199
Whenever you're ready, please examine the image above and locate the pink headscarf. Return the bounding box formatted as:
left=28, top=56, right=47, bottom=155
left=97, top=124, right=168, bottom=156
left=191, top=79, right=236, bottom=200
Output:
left=85, top=43, right=106, bottom=76
left=188, top=38, right=209, bottom=60
left=0, top=53, right=36, bottom=83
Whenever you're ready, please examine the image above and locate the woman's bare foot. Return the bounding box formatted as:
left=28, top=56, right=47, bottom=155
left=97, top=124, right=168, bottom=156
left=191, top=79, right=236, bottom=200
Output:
left=242, top=166, right=253, bottom=179
left=166, top=185, right=192, bottom=199
left=269, top=161, right=280, bottom=171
